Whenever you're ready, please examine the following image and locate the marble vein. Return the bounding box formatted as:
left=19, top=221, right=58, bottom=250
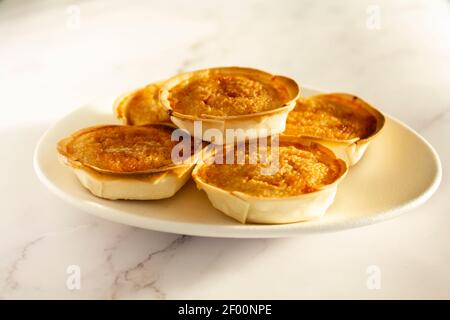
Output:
left=2, top=223, right=95, bottom=296
left=109, top=235, right=189, bottom=299
left=4, top=236, right=45, bottom=293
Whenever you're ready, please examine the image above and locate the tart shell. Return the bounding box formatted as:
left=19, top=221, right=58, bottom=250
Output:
left=283, top=93, right=385, bottom=166
left=192, top=140, right=348, bottom=224
left=57, top=124, right=200, bottom=200
left=159, top=67, right=300, bottom=144
left=60, top=155, right=194, bottom=200
left=114, top=81, right=171, bottom=125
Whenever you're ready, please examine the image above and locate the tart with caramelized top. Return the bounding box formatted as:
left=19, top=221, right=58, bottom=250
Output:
left=114, top=82, right=170, bottom=125
left=283, top=93, right=385, bottom=165
left=57, top=124, right=199, bottom=200
left=159, top=67, right=300, bottom=143
left=192, top=139, right=347, bottom=224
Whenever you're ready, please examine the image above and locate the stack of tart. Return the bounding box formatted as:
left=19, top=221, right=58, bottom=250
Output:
left=57, top=67, right=385, bottom=224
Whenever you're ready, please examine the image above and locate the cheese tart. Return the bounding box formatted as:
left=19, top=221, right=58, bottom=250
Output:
left=283, top=93, right=385, bottom=166
left=57, top=124, right=199, bottom=200
left=192, top=139, right=347, bottom=224
left=114, top=82, right=171, bottom=125
left=159, top=67, right=300, bottom=143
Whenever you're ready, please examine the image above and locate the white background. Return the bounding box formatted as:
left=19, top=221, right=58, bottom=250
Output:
left=0, top=0, right=449, bottom=299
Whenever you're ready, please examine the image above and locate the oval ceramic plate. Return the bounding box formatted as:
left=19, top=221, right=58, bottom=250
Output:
left=34, top=88, right=442, bottom=238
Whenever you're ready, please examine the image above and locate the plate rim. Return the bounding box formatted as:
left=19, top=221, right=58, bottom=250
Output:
left=33, top=89, right=443, bottom=238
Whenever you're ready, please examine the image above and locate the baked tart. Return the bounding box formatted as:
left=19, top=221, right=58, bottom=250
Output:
left=192, top=139, right=347, bottom=224
left=159, top=67, right=300, bottom=143
left=57, top=124, right=199, bottom=200
left=283, top=93, right=385, bottom=165
left=114, top=81, right=171, bottom=125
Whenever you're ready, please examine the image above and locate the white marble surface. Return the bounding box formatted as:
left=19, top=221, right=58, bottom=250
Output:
left=1, top=0, right=449, bottom=299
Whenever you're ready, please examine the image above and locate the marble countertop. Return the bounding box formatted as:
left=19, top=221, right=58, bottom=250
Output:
left=1, top=0, right=449, bottom=299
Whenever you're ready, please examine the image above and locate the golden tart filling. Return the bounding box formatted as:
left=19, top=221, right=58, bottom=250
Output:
left=159, top=67, right=300, bottom=144
left=161, top=67, right=299, bottom=117
left=58, top=124, right=189, bottom=174
left=195, top=141, right=346, bottom=198
left=168, top=74, right=286, bottom=117
left=285, top=94, right=378, bottom=141
left=115, top=82, right=170, bottom=125
left=57, top=124, right=200, bottom=200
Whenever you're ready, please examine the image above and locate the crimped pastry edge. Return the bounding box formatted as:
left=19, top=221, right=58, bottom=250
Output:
left=282, top=93, right=385, bottom=166
left=113, top=81, right=170, bottom=125
left=57, top=123, right=201, bottom=200
left=61, top=155, right=195, bottom=200
left=191, top=139, right=348, bottom=224
left=159, top=66, right=300, bottom=144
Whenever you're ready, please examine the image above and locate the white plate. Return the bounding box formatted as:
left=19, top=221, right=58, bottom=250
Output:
left=34, top=88, right=442, bottom=238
